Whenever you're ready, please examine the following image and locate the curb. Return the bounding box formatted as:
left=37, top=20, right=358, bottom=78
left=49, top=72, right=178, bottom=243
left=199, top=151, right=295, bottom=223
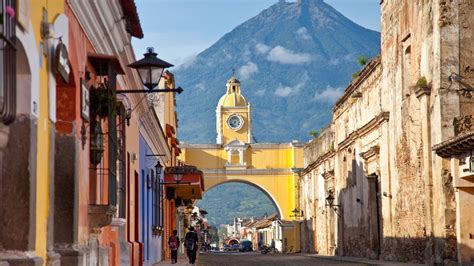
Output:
left=301, top=254, right=424, bottom=265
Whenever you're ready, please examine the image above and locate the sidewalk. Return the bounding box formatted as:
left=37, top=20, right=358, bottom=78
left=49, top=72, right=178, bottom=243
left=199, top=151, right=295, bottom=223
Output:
left=154, top=253, right=200, bottom=265
left=301, top=254, right=424, bottom=265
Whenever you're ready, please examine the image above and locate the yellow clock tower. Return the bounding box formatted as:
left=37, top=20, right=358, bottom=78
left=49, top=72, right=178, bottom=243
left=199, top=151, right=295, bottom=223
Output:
left=180, top=75, right=304, bottom=251
left=216, top=76, right=252, bottom=145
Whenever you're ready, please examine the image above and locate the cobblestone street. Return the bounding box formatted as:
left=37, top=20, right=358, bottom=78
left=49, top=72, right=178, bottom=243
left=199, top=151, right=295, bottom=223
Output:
left=196, top=252, right=366, bottom=266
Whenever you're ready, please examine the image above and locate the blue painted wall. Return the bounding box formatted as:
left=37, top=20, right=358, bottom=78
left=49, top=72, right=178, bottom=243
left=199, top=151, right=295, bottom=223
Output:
left=139, top=134, right=163, bottom=264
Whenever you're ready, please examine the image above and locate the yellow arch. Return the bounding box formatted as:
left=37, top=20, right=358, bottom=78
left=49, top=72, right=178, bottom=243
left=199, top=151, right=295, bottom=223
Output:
left=180, top=142, right=303, bottom=221
left=199, top=179, right=284, bottom=219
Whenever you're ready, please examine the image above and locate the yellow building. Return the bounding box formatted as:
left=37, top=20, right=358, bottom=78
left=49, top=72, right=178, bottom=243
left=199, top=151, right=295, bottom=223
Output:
left=0, top=1, right=66, bottom=265
left=180, top=76, right=303, bottom=252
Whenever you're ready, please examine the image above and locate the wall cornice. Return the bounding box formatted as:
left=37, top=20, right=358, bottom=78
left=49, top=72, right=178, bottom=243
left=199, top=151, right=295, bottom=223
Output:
left=337, top=112, right=389, bottom=151
left=67, top=0, right=129, bottom=54
left=302, top=150, right=335, bottom=175
left=333, top=56, right=382, bottom=112
left=202, top=168, right=293, bottom=175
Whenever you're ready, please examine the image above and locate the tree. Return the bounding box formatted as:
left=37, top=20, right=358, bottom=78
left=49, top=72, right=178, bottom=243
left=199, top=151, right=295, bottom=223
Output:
left=357, top=55, right=369, bottom=66
left=309, top=130, right=319, bottom=138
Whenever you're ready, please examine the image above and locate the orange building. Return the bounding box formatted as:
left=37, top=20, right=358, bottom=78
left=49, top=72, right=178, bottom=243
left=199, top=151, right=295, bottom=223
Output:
left=155, top=72, right=205, bottom=260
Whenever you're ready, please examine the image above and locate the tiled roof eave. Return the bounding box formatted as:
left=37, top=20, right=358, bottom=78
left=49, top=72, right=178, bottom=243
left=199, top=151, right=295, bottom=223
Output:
left=433, top=131, right=474, bottom=158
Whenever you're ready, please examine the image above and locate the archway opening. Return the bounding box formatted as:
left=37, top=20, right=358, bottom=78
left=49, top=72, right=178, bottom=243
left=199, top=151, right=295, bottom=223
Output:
left=196, top=181, right=280, bottom=249
left=196, top=181, right=280, bottom=226
left=197, top=181, right=280, bottom=226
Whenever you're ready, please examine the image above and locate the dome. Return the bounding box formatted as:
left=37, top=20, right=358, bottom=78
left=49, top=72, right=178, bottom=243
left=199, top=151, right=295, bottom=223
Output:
left=218, top=93, right=247, bottom=107
left=228, top=77, right=240, bottom=84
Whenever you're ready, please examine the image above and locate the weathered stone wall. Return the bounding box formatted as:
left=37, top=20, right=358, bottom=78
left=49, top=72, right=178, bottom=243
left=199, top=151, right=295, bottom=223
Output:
left=301, top=1, right=473, bottom=263
left=332, top=60, right=384, bottom=259
left=303, top=128, right=333, bottom=168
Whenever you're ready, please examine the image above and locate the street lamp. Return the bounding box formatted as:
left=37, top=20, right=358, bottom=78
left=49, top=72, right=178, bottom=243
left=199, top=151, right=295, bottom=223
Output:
left=129, top=47, right=173, bottom=90
left=155, top=161, right=188, bottom=184
left=290, top=208, right=303, bottom=219
left=118, top=47, right=183, bottom=94
left=325, top=190, right=340, bottom=212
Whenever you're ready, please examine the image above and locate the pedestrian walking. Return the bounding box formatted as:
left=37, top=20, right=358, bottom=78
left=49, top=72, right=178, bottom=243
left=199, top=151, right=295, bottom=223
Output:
left=168, top=230, right=180, bottom=264
left=184, top=226, right=199, bottom=265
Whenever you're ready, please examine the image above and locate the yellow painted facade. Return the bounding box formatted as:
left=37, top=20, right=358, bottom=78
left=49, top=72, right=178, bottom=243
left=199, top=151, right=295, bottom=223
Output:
left=29, top=1, right=65, bottom=262
left=180, top=76, right=304, bottom=220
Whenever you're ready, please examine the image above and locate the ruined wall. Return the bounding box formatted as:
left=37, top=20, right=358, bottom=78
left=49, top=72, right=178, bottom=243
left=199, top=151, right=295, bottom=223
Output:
left=301, top=0, right=473, bottom=263
left=332, top=61, right=383, bottom=259
left=379, top=0, right=461, bottom=263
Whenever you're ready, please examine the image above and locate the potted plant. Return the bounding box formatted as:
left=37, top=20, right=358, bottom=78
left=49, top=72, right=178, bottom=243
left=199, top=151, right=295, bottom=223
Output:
left=90, top=82, right=116, bottom=119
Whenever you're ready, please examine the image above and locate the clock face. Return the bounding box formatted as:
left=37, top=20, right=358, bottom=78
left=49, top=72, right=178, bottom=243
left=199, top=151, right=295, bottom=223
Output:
left=227, top=114, right=243, bottom=130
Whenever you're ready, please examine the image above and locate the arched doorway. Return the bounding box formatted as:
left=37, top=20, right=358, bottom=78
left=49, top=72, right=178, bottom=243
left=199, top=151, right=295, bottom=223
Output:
left=0, top=36, right=35, bottom=252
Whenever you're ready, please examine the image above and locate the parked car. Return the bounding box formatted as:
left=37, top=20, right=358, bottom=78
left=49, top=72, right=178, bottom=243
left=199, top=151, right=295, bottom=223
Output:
left=239, top=240, right=253, bottom=252
left=230, top=243, right=240, bottom=251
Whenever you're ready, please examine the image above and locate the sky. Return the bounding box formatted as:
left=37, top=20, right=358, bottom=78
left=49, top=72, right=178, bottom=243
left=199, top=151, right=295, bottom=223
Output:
left=132, top=0, right=381, bottom=67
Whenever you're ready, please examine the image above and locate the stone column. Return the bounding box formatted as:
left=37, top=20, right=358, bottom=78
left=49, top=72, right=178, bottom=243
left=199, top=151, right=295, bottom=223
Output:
left=239, top=148, right=244, bottom=165
left=415, top=86, right=434, bottom=253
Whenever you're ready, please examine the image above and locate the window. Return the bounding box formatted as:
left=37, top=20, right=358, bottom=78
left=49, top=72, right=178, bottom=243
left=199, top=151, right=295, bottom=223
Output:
left=0, top=0, right=16, bottom=123
left=403, top=45, right=411, bottom=97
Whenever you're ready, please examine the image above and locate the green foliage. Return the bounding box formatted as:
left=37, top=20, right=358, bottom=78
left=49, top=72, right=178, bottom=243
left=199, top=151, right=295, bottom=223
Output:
left=357, top=55, right=370, bottom=66
left=352, top=71, right=361, bottom=80
left=309, top=130, right=319, bottom=138
left=197, top=183, right=277, bottom=226
left=416, top=76, right=428, bottom=87
left=90, top=82, right=116, bottom=119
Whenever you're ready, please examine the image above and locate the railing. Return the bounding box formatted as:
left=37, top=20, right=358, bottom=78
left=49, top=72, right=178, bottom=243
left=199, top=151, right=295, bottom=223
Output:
left=0, top=0, right=16, bottom=124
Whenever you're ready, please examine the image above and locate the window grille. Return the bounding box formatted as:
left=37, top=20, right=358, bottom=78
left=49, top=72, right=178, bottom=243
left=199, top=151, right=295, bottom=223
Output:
left=0, top=0, right=16, bottom=123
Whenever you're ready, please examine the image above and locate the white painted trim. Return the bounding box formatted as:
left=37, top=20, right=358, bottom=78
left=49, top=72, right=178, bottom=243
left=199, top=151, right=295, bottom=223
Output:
left=68, top=0, right=129, bottom=54
left=16, top=22, right=40, bottom=118
left=202, top=168, right=292, bottom=175
left=182, top=143, right=296, bottom=149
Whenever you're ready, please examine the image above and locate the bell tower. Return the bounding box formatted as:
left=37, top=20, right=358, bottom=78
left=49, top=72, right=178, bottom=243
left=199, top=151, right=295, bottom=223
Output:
left=216, top=76, right=251, bottom=145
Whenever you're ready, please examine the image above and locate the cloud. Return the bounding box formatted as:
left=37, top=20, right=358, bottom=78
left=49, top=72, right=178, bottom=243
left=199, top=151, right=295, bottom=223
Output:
left=174, top=54, right=197, bottom=70
left=266, top=46, right=312, bottom=64
left=313, top=86, right=344, bottom=102
left=242, top=45, right=252, bottom=61
left=296, top=27, right=312, bottom=41
left=238, top=62, right=258, bottom=80
left=195, top=83, right=206, bottom=91
left=274, top=81, right=305, bottom=97
left=275, top=87, right=294, bottom=97
left=255, top=89, right=266, bottom=96
left=255, top=43, right=271, bottom=54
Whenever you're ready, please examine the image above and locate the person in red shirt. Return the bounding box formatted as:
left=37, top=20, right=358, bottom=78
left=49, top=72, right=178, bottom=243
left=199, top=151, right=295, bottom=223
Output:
left=168, top=230, right=180, bottom=264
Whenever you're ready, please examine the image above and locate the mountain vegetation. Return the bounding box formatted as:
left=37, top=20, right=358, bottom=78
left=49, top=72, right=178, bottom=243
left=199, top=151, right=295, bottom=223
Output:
left=175, top=0, right=380, bottom=144
left=196, top=183, right=277, bottom=226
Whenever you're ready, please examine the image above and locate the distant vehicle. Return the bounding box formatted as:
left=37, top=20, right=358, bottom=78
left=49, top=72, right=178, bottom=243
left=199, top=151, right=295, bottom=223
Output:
left=260, top=245, right=279, bottom=254
left=223, top=244, right=230, bottom=251
left=231, top=243, right=240, bottom=251
left=239, top=240, right=253, bottom=252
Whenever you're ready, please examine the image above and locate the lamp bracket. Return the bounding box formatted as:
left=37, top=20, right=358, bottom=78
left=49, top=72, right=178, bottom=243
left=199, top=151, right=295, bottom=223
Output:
left=117, top=87, right=183, bottom=94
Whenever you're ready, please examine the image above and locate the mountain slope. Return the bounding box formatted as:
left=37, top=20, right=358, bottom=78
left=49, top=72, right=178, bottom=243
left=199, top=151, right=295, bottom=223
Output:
left=196, top=183, right=277, bottom=226
left=175, top=0, right=380, bottom=143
